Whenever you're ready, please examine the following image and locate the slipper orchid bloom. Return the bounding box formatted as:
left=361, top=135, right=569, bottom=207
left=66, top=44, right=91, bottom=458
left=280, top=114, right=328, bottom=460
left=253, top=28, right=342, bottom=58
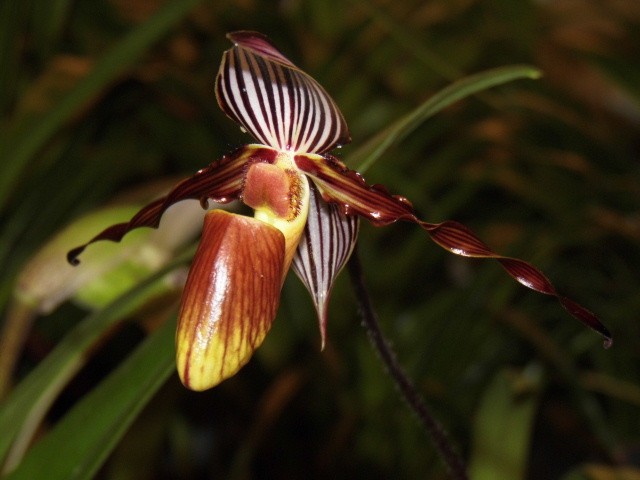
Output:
left=68, top=31, right=611, bottom=391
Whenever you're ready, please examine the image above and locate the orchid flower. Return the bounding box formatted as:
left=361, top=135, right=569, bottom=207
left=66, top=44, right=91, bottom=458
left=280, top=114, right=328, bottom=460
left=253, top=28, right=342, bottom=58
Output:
left=68, top=31, right=611, bottom=391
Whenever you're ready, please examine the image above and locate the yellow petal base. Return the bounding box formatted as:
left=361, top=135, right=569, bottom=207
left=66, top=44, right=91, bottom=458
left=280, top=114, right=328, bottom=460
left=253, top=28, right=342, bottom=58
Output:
left=176, top=210, right=285, bottom=391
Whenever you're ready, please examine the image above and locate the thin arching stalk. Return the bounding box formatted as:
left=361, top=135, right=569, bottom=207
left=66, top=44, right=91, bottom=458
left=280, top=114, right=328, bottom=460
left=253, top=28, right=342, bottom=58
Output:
left=347, top=248, right=468, bottom=480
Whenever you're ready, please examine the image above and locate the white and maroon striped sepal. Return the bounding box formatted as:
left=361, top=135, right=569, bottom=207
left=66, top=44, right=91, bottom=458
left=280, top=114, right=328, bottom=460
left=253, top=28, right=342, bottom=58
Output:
left=292, top=184, right=359, bottom=346
left=216, top=31, right=350, bottom=155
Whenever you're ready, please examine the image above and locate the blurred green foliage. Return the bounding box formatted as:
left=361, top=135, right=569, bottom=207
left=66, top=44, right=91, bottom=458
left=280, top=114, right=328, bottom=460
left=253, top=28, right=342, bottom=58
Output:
left=1, top=0, right=639, bottom=479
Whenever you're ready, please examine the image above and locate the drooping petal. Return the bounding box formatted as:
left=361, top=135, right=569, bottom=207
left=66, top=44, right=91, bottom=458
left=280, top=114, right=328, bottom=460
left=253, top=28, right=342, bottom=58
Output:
left=292, top=184, right=359, bottom=347
left=176, top=210, right=285, bottom=391
left=296, top=153, right=612, bottom=346
left=216, top=31, right=350, bottom=154
left=67, top=145, right=277, bottom=264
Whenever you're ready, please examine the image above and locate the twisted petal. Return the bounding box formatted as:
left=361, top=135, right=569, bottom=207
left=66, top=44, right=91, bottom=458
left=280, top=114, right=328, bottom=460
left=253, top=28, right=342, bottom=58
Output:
left=296, top=153, right=612, bottom=346
left=216, top=31, right=350, bottom=154
left=292, top=183, right=359, bottom=347
left=177, top=210, right=285, bottom=390
left=67, top=145, right=277, bottom=264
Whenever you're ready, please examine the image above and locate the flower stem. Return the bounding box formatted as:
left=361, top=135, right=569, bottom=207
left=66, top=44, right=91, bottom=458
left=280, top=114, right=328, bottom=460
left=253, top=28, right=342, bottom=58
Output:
left=347, top=249, right=468, bottom=480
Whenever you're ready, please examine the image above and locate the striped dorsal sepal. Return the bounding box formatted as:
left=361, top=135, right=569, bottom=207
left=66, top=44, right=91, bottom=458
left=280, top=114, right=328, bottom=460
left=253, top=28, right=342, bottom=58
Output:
left=216, top=31, right=350, bottom=155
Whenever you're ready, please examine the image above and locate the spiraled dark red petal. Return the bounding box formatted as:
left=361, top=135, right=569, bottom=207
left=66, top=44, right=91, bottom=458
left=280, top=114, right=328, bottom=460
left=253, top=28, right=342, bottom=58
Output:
left=67, top=145, right=278, bottom=265
left=292, top=184, right=359, bottom=347
left=216, top=31, right=350, bottom=154
left=296, top=152, right=612, bottom=346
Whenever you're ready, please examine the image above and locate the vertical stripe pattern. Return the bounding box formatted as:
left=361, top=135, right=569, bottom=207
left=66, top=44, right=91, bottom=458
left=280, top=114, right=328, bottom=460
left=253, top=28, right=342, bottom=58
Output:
left=292, top=184, right=359, bottom=346
left=216, top=31, right=350, bottom=154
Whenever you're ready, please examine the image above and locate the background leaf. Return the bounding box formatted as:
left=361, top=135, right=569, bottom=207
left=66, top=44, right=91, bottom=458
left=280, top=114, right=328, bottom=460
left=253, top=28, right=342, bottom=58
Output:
left=0, top=250, right=191, bottom=471
left=0, top=0, right=203, bottom=209
left=468, top=367, right=541, bottom=480
left=351, top=65, right=540, bottom=173
left=4, top=317, right=175, bottom=480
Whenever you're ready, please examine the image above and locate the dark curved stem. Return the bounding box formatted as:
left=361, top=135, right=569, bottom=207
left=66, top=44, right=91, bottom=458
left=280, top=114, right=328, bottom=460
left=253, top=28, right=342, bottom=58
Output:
left=347, top=249, right=468, bottom=480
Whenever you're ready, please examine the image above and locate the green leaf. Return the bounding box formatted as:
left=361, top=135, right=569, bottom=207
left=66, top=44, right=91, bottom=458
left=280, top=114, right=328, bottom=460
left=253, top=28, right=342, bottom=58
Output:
left=0, top=249, right=192, bottom=471
left=350, top=65, right=541, bottom=173
left=468, top=367, right=542, bottom=480
left=0, top=0, right=203, bottom=209
left=4, top=317, right=175, bottom=480
left=0, top=2, right=27, bottom=114
left=30, top=0, right=75, bottom=61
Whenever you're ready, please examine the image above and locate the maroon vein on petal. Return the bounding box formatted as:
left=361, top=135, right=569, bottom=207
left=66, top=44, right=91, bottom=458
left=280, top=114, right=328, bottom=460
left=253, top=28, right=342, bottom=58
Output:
left=67, top=145, right=277, bottom=265
left=216, top=31, right=350, bottom=154
left=296, top=153, right=612, bottom=347
left=292, top=183, right=359, bottom=347
left=176, top=210, right=285, bottom=391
